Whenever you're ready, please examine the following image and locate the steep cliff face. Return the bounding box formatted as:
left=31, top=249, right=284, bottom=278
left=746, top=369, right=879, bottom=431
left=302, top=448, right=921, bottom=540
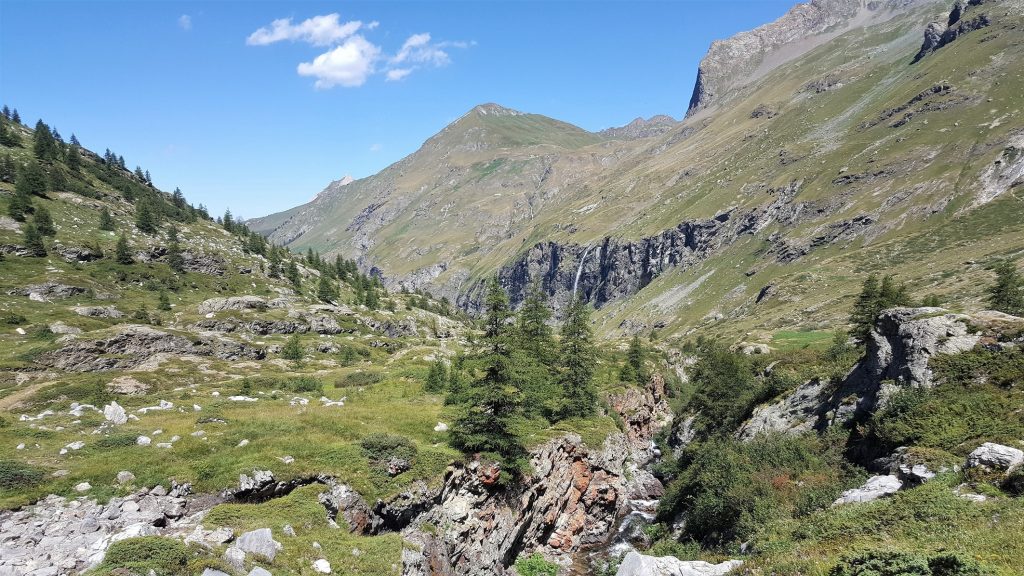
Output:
left=686, top=0, right=934, bottom=115
left=399, top=375, right=672, bottom=575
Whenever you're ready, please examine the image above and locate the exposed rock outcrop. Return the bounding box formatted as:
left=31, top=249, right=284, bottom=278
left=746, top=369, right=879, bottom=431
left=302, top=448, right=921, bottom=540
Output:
left=687, top=0, right=929, bottom=115
left=399, top=376, right=672, bottom=575
left=914, top=0, right=994, bottom=62
left=739, top=307, right=999, bottom=439
left=198, top=296, right=268, bottom=314
left=37, top=324, right=266, bottom=372
left=599, top=116, right=679, bottom=140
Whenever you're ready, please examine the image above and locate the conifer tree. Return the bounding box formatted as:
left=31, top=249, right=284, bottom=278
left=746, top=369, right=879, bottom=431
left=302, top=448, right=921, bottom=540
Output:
left=317, top=275, right=338, bottom=303
left=0, top=117, right=21, bottom=147
left=516, top=283, right=556, bottom=367
left=33, top=120, right=57, bottom=161
left=16, top=160, right=47, bottom=197
left=222, top=209, right=233, bottom=232
left=286, top=260, right=301, bottom=290
left=425, top=359, right=448, bottom=393
left=135, top=200, right=158, bottom=234
left=268, top=248, right=282, bottom=279
left=66, top=143, right=81, bottom=172
left=98, top=207, right=115, bottom=231
left=1, top=105, right=9, bottom=119
left=11, top=109, right=21, bottom=124
left=166, top=226, right=184, bottom=273
left=621, top=335, right=648, bottom=384
left=282, top=334, right=303, bottom=363
left=0, top=153, right=15, bottom=183
left=33, top=206, right=55, bottom=236
left=22, top=222, right=46, bottom=256
left=8, top=186, right=32, bottom=222
left=559, top=296, right=597, bottom=418
left=115, top=233, right=133, bottom=264
left=157, top=291, right=172, bottom=311
left=849, top=274, right=911, bottom=342
left=988, top=259, right=1024, bottom=316
left=450, top=278, right=525, bottom=473
left=70, top=133, right=80, bottom=147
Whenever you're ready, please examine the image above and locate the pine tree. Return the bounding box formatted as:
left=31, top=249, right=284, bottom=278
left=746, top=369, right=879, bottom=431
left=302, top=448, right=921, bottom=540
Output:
left=135, top=200, right=158, bottom=234
left=268, top=248, right=282, bottom=278
left=0, top=153, right=15, bottom=183
left=32, top=120, right=57, bottom=161
left=849, top=274, right=912, bottom=342
left=849, top=274, right=880, bottom=342
left=115, top=233, right=133, bottom=264
left=22, top=222, right=46, bottom=257
left=988, top=259, right=1024, bottom=316
left=166, top=226, right=184, bottom=273
left=98, top=207, right=115, bottom=231
left=11, top=109, right=21, bottom=124
left=8, top=187, right=31, bottom=221
left=70, top=133, right=80, bottom=147
left=516, top=283, right=556, bottom=367
left=281, top=334, right=303, bottom=363
left=16, top=160, right=47, bottom=197
left=317, top=275, right=338, bottom=303
left=620, top=335, right=648, bottom=384
left=33, top=206, right=55, bottom=236
left=222, top=209, right=233, bottom=232
left=157, top=291, right=172, bottom=311
left=425, top=359, right=448, bottom=393
left=66, top=144, right=81, bottom=172
left=559, top=296, right=598, bottom=418
left=364, top=284, right=379, bottom=310
left=1, top=105, right=9, bottom=119
left=0, top=117, right=21, bottom=147
left=450, top=278, right=524, bottom=473
left=286, top=260, right=301, bottom=290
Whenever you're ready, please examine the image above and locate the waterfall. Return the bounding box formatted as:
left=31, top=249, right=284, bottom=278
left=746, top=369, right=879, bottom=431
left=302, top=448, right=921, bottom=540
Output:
left=572, top=245, right=594, bottom=297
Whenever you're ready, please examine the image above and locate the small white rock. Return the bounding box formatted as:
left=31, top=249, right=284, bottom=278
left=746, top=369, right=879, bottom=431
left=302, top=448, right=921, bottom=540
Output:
left=434, top=422, right=448, bottom=432
left=137, top=436, right=152, bottom=446
left=312, top=559, right=332, bottom=574
left=237, top=439, right=250, bottom=448
left=74, top=482, right=92, bottom=492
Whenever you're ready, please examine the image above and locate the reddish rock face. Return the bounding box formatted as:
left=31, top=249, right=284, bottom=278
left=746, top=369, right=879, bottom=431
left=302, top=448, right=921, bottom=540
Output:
left=399, top=372, right=672, bottom=575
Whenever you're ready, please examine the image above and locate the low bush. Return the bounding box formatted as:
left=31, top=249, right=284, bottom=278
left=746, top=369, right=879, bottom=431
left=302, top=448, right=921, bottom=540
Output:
left=830, top=549, right=987, bottom=576
left=360, top=433, right=417, bottom=474
left=0, top=460, right=46, bottom=491
left=98, top=536, right=189, bottom=575
left=514, top=553, right=558, bottom=576
left=339, top=370, right=383, bottom=388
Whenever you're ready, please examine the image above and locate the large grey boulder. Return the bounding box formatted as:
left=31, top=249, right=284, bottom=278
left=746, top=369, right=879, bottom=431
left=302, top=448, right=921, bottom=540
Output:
left=235, top=528, right=281, bottom=561
left=966, top=442, right=1024, bottom=473
left=198, top=296, right=267, bottom=314
left=615, top=551, right=743, bottom=576
left=864, top=308, right=980, bottom=408
left=832, top=475, right=902, bottom=506
left=72, top=305, right=125, bottom=319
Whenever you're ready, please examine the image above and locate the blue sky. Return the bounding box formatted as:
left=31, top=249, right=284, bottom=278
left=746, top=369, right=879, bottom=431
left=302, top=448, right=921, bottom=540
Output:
left=1, top=1, right=794, bottom=219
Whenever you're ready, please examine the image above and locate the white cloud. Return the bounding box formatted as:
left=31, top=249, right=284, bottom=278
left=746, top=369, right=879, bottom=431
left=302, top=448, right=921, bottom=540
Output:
left=391, top=33, right=450, bottom=67
left=248, top=14, right=469, bottom=88
left=369, top=143, right=383, bottom=152
left=385, top=68, right=413, bottom=82
left=297, top=36, right=381, bottom=88
left=178, top=15, right=192, bottom=31
left=247, top=13, right=363, bottom=46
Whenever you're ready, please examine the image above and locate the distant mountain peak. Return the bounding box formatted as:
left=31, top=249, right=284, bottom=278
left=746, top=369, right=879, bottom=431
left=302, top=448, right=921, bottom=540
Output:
left=312, top=174, right=354, bottom=201
left=471, top=103, right=524, bottom=117
left=599, top=115, right=679, bottom=140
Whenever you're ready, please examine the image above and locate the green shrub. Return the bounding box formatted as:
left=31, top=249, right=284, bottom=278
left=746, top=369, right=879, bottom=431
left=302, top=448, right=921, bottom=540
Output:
left=514, top=553, right=558, bottom=576
left=1, top=312, right=26, bottom=325
left=94, top=433, right=140, bottom=449
left=360, top=433, right=418, bottom=474
left=830, top=549, right=987, bottom=576
left=0, top=460, right=46, bottom=491
left=99, top=536, right=189, bottom=575
left=1003, top=468, right=1024, bottom=496
left=339, top=370, right=383, bottom=388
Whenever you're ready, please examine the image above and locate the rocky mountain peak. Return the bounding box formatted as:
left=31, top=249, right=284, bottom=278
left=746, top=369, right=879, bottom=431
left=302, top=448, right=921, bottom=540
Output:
left=471, top=102, right=525, bottom=117
left=686, top=0, right=934, bottom=116
left=599, top=114, right=679, bottom=140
